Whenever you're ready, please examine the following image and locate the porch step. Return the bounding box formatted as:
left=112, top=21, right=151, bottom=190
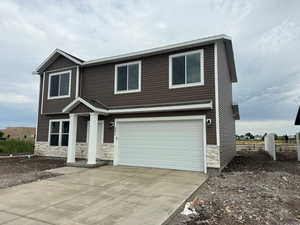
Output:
left=67, top=160, right=109, bottom=168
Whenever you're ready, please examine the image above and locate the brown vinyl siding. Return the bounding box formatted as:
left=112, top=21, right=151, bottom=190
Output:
left=42, top=56, right=77, bottom=114
left=47, top=55, right=76, bottom=70
left=36, top=114, right=87, bottom=142
left=36, top=114, right=69, bottom=142
left=36, top=43, right=217, bottom=145
left=81, top=45, right=215, bottom=107
left=217, top=41, right=236, bottom=167
left=70, top=104, right=93, bottom=114
left=81, top=44, right=216, bottom=145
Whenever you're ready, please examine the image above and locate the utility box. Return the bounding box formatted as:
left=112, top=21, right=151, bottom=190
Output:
left=264, top=133, right=276, bottom=160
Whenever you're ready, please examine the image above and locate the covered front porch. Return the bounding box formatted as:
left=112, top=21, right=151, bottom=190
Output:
left=63, top=97, right=113, bottom=167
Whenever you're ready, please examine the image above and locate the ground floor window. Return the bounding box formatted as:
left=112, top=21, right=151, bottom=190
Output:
left=49, top=120, right=69, bottom=146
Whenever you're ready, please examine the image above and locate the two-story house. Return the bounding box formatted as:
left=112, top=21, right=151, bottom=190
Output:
left=33, top=34, right=239, bottom=173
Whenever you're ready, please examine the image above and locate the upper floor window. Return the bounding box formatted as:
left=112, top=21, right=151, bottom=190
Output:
left=48, top=70, right=71, bottom=99
left=49, top=120, right=69, bottom=146
left=169, top=50, right=204, bottom=89
left=114, top=61, right=141, bottom=94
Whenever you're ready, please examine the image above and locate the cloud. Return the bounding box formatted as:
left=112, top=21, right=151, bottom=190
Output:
left=0, top=94, right=34, bottom=104
left=0, top=0, right=299, bottom=134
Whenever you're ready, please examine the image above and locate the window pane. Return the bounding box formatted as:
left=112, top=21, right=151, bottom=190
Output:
left=187, top=53, right=201, bottom=83
left=128, top=64, right=139, bottom=90
left=50, top=134, right=59, bottom=146
left=62, top=121, right=69, bottom=133
left=60, top=73, right=70, bottom=96
left=172, top=56, right=185, bottom=85
left=61, top=134, right=69, bottom=146
left=51, top=121, right=60, bottom=133
left=50, top=75, right=59, bottom=97
left=117, top=66, right=127, bottom=91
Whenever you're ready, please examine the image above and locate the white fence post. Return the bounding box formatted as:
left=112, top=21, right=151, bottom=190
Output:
left=264, top=133, right=276, bottom=160
left=297, top=133, right=300, bottom=161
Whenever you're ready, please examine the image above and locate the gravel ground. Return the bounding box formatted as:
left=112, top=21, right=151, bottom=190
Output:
left=0, top=156, right=66, bottom=188
left=168, top=151, right=300, bottom=225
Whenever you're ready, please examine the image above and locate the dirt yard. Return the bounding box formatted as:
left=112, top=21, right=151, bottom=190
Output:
left=0, top=156, right=66, bottom=188
left=169, top=151, right=300, bottom=225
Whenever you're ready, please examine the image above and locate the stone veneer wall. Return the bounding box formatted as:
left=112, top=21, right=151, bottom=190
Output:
left=206, top=145, right=220, bottom=168
left=35, top=141, right=220, bottom=169
left=35, top=141, right=114, bottom=161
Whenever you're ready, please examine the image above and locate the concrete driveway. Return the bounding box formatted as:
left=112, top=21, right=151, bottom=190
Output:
left=0, top=166, right=207, bottom=225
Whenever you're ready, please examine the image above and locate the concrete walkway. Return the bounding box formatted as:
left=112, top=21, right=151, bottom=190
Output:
left=0, top=166, right=207, bottom=225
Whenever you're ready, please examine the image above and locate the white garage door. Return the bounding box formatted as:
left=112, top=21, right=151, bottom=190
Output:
left=115, top=117, right=205, bottom=172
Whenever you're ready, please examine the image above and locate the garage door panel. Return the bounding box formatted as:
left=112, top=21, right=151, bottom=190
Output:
left=117, top=119, right=205, bottom=172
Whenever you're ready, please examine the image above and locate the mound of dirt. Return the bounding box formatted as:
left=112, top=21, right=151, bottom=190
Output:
left=169, top=151, right=300, bottom=225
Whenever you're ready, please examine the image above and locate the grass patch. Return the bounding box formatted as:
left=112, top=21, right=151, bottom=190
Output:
left=0, top=139, right=34, bottom=154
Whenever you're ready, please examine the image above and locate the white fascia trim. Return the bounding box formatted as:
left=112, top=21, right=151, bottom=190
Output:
left=63, top=97, right=213, bottom=114
left=47, top=70, right=72, bottom=100
left=114, top=115, right=207, bottom=173
left=214, top=42, right=220, bottom=146
left=169, top=49, right=204, bottom=89
left=115, top=115, right=206, bottom=122
left=41, top=72, right=45, bottom=114
left=83, top=34, right=231, bottom=66
left=75, top=66, right=79, bottom=98
left=114, top=60, right=142, bottom=94
left=34, top=49, right=83, bottom=74
left=108, top=103, right=212, bottom=114
left=62, top=97, right=107, bottom=114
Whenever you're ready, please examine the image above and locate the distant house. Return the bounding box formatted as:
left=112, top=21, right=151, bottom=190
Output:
left=254, top=135, right=263, bottom=140
left=295, top=106, right=300, bottom=125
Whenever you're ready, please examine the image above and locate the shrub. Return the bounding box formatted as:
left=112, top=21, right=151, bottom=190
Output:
left=0, top=139, right=34, bottom=154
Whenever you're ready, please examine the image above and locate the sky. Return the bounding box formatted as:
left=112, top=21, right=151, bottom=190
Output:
left=0, top=0, right=299, bottom=135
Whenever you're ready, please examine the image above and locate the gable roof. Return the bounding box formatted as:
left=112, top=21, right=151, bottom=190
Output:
left=295, top=106, right=300, bottom=125
left=33, top=34, right=237, bottom=82
left=33, top=49, right=84, bottom=74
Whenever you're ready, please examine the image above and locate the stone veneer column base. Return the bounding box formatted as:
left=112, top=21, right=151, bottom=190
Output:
left=35, top=142, right=114, bottom=161
left=35, top=141, right=220, bottom=169
left=206, top=145, right=220, bottom=168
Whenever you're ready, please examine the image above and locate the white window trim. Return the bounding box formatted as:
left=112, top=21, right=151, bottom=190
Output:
left=114, top=61, right=141, bottom=94
left=86, top=120, right=104, bottom=144
left=169, top=49, right=204, bottom=89
left=48, top=119, right=70, bottom=146
left=48, top=70, right=72, bottom=100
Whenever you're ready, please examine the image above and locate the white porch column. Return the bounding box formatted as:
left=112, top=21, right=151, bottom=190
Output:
left=67, top=114, right=78, bottom=163
left=88, top=112, right=99, bottom=164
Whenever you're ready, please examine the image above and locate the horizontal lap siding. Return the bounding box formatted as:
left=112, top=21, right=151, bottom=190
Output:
left=36, top=56, right=79, bottom=143
left=36, top=44, right=217, bottom=146
left=70, top=104, right=93, bottom=113
left=217, top=41, right=236, bottom=167
left=83, top=44, right=216, bottom=145
left=42, top=56, right=77, bottom=114
left=36, top=115, right=87, bottom=142
left=82, top=45, right=215, bottom=106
